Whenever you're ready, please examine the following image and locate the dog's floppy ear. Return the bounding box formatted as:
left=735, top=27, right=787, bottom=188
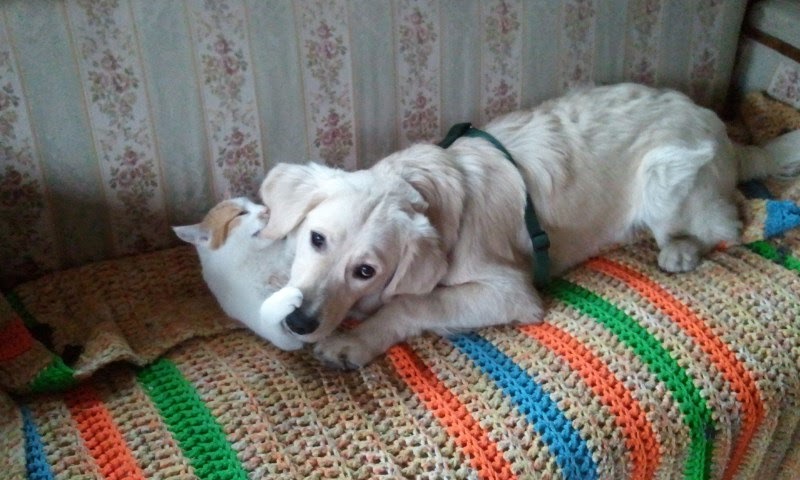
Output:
left=259, top=162, right=334, bottom=239
left=382, top=213, right=448, bottom=300
left=379, top=144, right=466, bottom=250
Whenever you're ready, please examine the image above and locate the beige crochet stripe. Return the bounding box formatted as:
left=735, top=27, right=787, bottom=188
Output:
left=12, top=246, right=235, bottom=375
left=775, top=417, right=800, bottom=480
left=0, top=394, right=25, bottom=480
left=334, top=351, right=407, bottom=478
left=273, top=342, right=400, bottom=478
left=363, top=352, right=460, bottom=477
left=754, top=405, right=800, bottom=479
left=724, top=244, right=800, bottom=388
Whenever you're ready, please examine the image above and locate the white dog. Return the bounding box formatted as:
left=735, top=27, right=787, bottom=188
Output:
left=258, top=83, right=800, bottom=369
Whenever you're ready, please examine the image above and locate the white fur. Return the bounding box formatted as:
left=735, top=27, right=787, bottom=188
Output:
left=173, top=197, right=303, bottom=351
left=259, top=83, right=800, bottom=368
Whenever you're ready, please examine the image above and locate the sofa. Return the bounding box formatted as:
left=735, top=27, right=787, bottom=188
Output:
left=2, top=1, right=800, bottom=479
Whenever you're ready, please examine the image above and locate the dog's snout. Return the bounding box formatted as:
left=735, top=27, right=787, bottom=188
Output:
left=285, top=309, right=320, bottom=335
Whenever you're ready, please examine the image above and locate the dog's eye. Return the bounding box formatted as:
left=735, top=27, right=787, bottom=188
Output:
left=353, top=264, right=375, bottom=280
left=236, top=210, right=248, bottom=216
left=310, top=231, right=326, bottom=249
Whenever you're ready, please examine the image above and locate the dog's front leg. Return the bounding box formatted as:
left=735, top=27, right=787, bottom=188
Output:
left=314, top=278, right=543, bottom=369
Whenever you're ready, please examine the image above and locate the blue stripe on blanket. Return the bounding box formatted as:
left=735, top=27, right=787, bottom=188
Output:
left=21, top=405, right=54, bottom=480
left=451, top=332, right=598, bottom=480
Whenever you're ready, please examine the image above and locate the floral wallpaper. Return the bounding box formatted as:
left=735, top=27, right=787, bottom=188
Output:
left=0, top=12, right=58, bottom=289
left=0, top=0, right=747, bottom=286
left=297, top=0, right=357, bottom=169
left=395, top=0, right=441, bottom=147
left=561, top=0, right=596, bottom=90
left=625, top=0, right=664, bottom=86
left=689, top=0, right=727, bottom=107
left=67, top=0, right=170, bottom=255
left=482, top=0, right=522, bottom=123
left=187, top=0, right=265, bottom=199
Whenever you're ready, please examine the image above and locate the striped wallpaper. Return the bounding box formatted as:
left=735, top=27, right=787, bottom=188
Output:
left=0, top=0, right=747, bottom=287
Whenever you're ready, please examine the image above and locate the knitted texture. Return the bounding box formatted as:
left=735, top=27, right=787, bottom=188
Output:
left=5, top=237, right=800, bottom=479
left=0, top=93, right=799, bottom=479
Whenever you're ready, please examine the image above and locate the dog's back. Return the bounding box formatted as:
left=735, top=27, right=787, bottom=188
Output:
left=482, top=83, right=798, bottom=272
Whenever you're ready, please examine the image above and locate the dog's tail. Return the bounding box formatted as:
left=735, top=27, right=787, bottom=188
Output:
left=736, top=130, right=800, bottom=181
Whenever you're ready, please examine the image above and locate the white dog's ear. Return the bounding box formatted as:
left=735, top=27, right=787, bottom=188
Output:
left=172, top=224, right=209, bottom=246
left=259, top=162, right=334, bottom=239
left=382, top=144, right=466, bottom=250
left=382, top=213, right=448, bottom=300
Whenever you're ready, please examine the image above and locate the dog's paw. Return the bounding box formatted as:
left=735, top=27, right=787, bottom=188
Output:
left=313, top=333, right=378, bottom=370
left=658, top=238, right=701, bottom=273
left=257, top=287, right=304, bottom=351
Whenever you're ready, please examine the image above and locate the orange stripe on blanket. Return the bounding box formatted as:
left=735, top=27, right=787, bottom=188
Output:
left=520, top=323, right=660, bottom=480
left=587, top=257, right=764, bottom=480
left=0, top=317, right=34, bottom=361
left=64, top=384, right=146, bottom=480
left=387, top=344, right=517, bottom=480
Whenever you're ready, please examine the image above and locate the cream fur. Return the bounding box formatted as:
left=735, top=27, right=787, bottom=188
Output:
left=259, top=83, right=800, bottom=368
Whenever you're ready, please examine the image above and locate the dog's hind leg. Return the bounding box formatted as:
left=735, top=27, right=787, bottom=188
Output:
left=636, top=141, right=741, bottom=273
left=651, top=193, right=740, bottom=273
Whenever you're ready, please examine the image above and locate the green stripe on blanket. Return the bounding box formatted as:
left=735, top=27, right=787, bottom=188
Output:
left=548, top=278, right=714, bottom=480
left=137, top=358, right=248, bottom=480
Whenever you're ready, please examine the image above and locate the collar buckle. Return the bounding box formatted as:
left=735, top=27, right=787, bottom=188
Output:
left=531, top=231, right=551, bottom=252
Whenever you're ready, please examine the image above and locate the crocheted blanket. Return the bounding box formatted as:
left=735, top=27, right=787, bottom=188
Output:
left=2, top=93, right=800, bottom=480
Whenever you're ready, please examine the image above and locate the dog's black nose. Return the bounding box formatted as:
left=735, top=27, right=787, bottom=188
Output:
left=285, top=309, right=319, bottom=335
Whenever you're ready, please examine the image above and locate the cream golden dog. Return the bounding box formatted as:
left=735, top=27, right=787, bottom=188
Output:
left=258, top=83, right=800, bottom=369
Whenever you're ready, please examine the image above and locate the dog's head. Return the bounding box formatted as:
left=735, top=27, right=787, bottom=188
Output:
left=259, top=161, right=448, bottom=342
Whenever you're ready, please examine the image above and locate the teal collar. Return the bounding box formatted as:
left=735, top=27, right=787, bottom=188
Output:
left=437, top=122, right=551, bottom=287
